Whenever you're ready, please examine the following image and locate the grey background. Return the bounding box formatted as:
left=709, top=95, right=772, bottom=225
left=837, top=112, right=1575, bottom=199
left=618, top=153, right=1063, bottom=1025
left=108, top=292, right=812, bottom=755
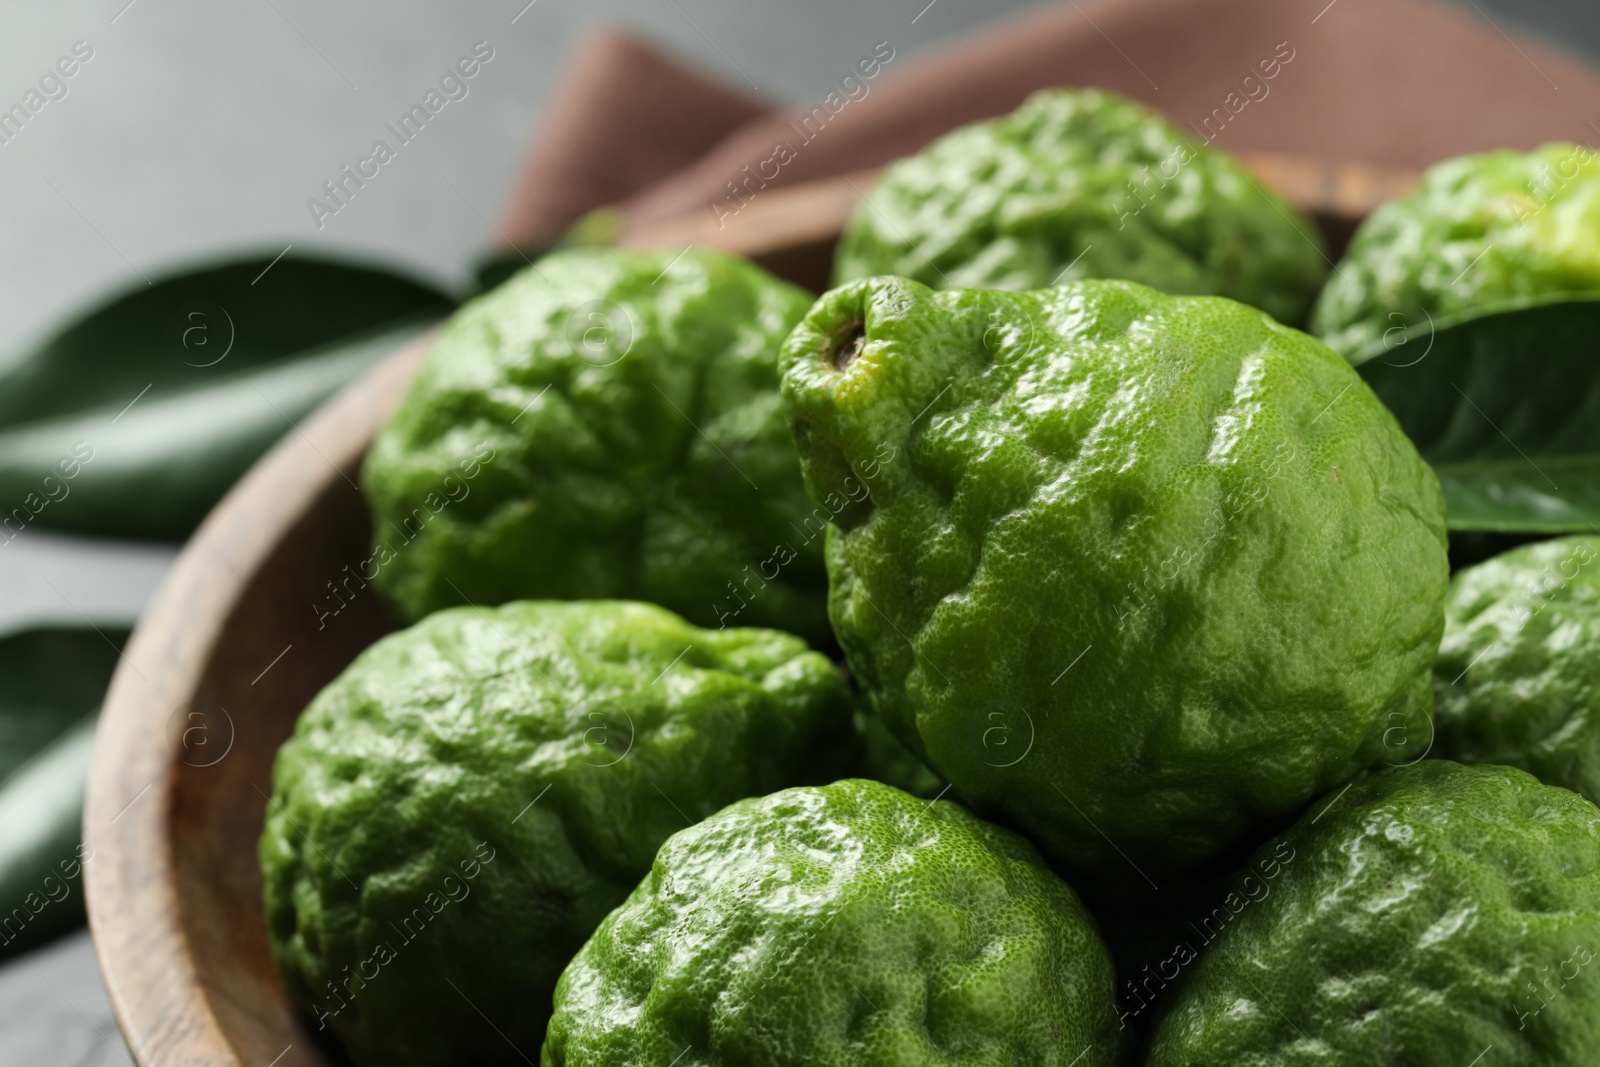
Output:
left=0, top=0, right=1594, bottom=1062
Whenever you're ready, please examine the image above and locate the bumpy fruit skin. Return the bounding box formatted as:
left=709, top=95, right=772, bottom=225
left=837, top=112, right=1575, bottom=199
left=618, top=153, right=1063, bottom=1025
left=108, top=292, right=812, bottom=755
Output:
left=1434, top=536, right=1600, bottom=801
left=1147, top=761, right=1600, bottom=1066
left=363, top=247, right=830, bottom=644
left=260, top=600, right=855, bottom=1067
left=781, top=276, right=1448, bottom=877
left=1312, top=143, right=1600, bottom=360
left=834, top=88, right=1327, bottom=326
left=542, top=779, right=1125, bottom=1067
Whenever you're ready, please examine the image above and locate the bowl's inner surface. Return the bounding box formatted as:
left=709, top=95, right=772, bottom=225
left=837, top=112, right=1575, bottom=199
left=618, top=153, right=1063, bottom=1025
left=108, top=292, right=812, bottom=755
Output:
left=170, top=466, right=392, bottom=1065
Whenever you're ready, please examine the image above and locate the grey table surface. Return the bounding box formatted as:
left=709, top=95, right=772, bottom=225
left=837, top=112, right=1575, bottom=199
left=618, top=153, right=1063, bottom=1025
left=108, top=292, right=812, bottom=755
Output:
left=0, top=0, right=1594, bottom=1062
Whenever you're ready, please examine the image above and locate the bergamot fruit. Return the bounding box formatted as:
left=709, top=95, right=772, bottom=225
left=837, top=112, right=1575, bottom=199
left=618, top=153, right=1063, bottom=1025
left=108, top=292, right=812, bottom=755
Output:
left=363, top=247, right=831, bottom=644
left=1434, top=536, right=1600, bottom=801
left=1147, top=761, right=1600, bottom=1066
left=833, top=88, right=1328, bottom=326
left=541, top=778, right=1125, bottom=1066
left=780, top=276, right=1448, bottom=878
left=260, top=600, right=854, bottom=1067
left=1312, top=143, right=1600, bottom=360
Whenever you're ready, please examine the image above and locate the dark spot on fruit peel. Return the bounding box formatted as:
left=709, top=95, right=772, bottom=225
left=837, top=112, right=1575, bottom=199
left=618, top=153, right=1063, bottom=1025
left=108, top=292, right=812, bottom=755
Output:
left=831, top=322, right=866, bottom=372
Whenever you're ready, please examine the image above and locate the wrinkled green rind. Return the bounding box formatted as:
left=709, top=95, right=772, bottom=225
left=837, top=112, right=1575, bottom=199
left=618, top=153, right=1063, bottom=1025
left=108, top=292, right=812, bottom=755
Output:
left=1354, top=296, right=1600, bottom=532
left=781, top=276, right=1448, bottom=878
left=1313, top=142, right=1600, bottom=360
left=834, top=88, right=1327, bottom=326
left=0, top=254, right=451, bottom=540
left=260, top=601, right=856, bottom=1067
left=364, top=247, right=831, bottom=644
left=1147, top=762, right=1600, bottom=1066
left=1434, top=537, right=1600, bottom=801
left=543, top=779, right=1125, bottom=1067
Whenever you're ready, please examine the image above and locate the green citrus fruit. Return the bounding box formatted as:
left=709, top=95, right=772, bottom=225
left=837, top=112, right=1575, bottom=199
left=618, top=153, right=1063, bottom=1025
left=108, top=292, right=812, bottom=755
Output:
left=1147, top=761, right=1600, bottom=1066
left=1434, top=535, right=1600, bottom=801
left=363, top=246, right=831, bottom=644
left=542, top=778, right=1125, bottom=1066
left=780, top=276, right=1448, bottom=878
left=833, top=88, right=1327, bottom=326
left=260, top=600, right=854, bottom=1067
left=1312, top=143, right=1600, bottom=360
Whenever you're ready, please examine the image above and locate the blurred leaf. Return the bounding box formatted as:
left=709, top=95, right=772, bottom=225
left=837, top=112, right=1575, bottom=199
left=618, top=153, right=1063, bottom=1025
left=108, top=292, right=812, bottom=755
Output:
left=471, top=210, right=610, bottom=294
left=473, top=248, right=551, bottom=295
left=1447, top=530, right=1551, bottom=572
left=0, top=626, right=128, bottom=958
left=0, top=319, right=435, bottom=539
left=0, top=716, right=97, bottom=957
left=0, top=254, right=450, bottom=424
left=1354, top=296, right=1600, bottom=533
left=0, top=253, right=453, bottom=541
left=0, top=627, right=125, bottom=782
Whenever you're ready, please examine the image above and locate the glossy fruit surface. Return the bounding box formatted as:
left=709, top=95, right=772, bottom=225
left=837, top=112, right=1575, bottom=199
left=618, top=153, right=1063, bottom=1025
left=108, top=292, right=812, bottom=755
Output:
left=1435, top=536, right=1600, bottom=801
left=834, top=88, right=1327, bottom=326
left=543, top=778, right=1124, bottom=1066
left=364, top=247, right=830, bottom=643
left=1313, top=143, right=1600, bottom=360
left=1147, top=761, right=1600, bottom=1066
left=260, top=600, right=854, bottom=1067
left=780, top=276, right=1448, bottom=877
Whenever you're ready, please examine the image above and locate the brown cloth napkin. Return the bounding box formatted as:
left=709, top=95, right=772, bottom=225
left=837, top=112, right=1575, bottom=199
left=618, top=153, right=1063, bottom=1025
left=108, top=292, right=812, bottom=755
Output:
left=497, top=0, right=1600, bottom=247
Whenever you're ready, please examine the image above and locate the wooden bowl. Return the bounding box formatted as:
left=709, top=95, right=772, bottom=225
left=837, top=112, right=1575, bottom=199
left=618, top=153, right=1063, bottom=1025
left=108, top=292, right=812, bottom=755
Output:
left=85, top=153, right=1415, bottom=1066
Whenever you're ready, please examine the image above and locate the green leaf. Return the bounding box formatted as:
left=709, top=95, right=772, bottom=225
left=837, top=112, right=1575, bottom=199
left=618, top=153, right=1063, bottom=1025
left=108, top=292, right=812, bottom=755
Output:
left=0, top=626, right=129, bottom=958
left=0, top=716, right=97, bottom=957
left=472, top=247, right=553, bottom=295
left=0, top=627, right=125, bottom=783
left=469, top=207, right=612, bottom=294
left=0, top=253, right=453, bottom=541
left=1353, top=296, right=1600, bottom=533
left=0, top=318, right=435, bottom=539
